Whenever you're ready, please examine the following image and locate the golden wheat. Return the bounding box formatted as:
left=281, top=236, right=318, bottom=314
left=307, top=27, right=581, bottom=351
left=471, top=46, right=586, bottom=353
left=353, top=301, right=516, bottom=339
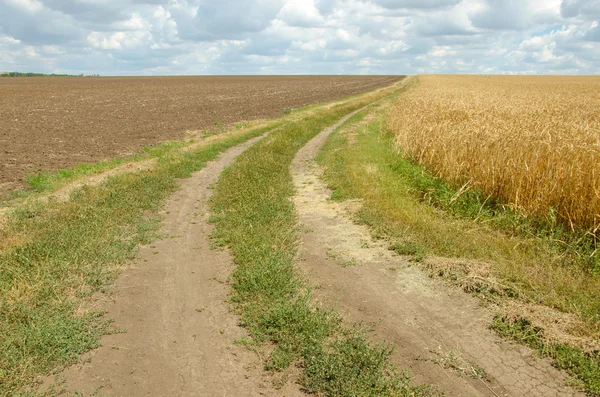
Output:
left=389, top=75, right=600, bottom=231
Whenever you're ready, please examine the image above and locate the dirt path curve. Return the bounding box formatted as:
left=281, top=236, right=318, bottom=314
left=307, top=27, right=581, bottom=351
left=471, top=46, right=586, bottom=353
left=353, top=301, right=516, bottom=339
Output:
left=291, top=117, right=583, bottom=397
left=53, top=135, right=305, bottom=396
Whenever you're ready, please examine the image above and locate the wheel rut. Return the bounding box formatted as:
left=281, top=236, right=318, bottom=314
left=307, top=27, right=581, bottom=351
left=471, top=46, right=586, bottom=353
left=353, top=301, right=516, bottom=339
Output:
left=49, top=134, right=305, bottom=396
left=291, top=112, right=584, bottom=397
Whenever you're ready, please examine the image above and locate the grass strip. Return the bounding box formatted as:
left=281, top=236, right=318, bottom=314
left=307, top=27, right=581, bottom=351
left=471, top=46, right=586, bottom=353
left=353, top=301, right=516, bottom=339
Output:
left=1, top=120, right=281, bottom=206
left=318, top=100, right=600, bottom=325
left=317, top=96, right=600, bottom=395
left=0, top=125, right=270, bottom=395
left=209, top=89, right=438, bottom=396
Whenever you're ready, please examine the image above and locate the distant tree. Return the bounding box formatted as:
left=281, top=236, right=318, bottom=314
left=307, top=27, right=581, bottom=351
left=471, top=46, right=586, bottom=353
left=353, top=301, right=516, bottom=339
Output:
left=0, top=71, right=95, bottom=77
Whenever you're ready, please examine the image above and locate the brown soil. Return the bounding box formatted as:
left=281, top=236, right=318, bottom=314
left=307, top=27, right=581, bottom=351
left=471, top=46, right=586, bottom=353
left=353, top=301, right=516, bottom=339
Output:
left=43, top=133, right=305, bottom=396
left=0, top=122, right=275, bottom=223
left=0, top=75, right=401, bottom=192
left=290, top=116, right=584, bottom=396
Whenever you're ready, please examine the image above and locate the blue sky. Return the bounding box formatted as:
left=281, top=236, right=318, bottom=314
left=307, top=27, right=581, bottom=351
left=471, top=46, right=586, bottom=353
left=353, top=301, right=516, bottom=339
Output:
left=0, top=0, right=598, bottom=75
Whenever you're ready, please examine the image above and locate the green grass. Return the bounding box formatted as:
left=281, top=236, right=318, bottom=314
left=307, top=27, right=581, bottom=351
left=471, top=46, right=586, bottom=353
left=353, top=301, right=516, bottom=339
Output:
left=209, top=87, right=438, bottom=396
left=3, top=140, right=187, bottom=203
left=23, top=157, right=129, bottom=193
left=2, top=120, right=289, bottom=206
left=6, top=136, right=266, bottom=204
left=316, top=96, right=600, bottom=395
left=0, top=83, right=403, bottom=395
left=0, top=126, right=270, bottom=395
left=318, top=104, right=600, bottom=325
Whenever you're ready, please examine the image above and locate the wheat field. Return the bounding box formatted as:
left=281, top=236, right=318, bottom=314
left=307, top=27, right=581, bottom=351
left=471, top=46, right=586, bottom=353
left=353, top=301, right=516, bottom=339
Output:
left=389, top=75, right=600, bottom=231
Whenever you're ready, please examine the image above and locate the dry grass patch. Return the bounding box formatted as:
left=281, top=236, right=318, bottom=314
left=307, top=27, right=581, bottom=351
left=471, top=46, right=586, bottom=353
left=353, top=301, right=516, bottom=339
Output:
left=420, top=347, right=487, bottom=380
left=423, top=257, right=599, bottom=352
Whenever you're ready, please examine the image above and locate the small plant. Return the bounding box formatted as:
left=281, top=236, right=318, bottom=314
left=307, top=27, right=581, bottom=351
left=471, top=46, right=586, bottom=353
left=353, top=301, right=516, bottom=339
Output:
left=326, top=248, right=340, bottom=260
left=341, top=257, right=358, bottom=267
left=419, top=347, right=487, bottom=380
left=235, top=121, right=249, bottom=129
left=389, top=242, right=424, bottom=262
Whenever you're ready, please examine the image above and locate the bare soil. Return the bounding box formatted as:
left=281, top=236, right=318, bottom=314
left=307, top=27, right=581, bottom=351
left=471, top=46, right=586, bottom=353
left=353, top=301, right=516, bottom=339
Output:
left=0, top=75, right=401, bottom=192
left=290, top=117, right=584, bottom=397
left=0, top=124, right=272, bottom=223
left=45, top=133, right=305, bottom=396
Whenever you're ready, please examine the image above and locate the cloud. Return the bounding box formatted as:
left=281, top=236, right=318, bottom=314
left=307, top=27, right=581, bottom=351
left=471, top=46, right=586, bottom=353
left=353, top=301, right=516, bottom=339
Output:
left=410, top=4, right=477, bottom=37
left=584, top=21, right=600, bottom=41
left=560, top=0, right=600, bottom=19
left=0, top=0, right=83, bottom=45
left=469, top=0, right=562, bottom=31
left=0, top=0, right=598, bottom=75
left=373, top=0, right=461, bottom=10
left=187, top=0, right=285, bottom=40
left=277, top=0, right=325, bottom=27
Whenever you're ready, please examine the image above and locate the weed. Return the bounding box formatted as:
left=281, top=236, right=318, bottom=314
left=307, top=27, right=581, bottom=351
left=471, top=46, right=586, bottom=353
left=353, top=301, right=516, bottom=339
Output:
left=326, top=248, right=340, bottom=260
left=389, top=242, right=425, bottom=262
left=300, top=225, right=313, bottom=233
left=418, top=347, right=487, bottom=380
left=235, top=121, right=249, bottom=129
left=341, top=257, right=358, bottom=267
left=304, top=329, right=437, bottom=397
left=7, top=139, right=192, bottom=203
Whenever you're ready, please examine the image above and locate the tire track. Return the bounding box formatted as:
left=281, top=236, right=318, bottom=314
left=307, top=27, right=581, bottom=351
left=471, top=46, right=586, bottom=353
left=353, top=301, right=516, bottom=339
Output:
left=290, top=107, right=584, bottom=397
left=46, top=133, right=304, bottom=396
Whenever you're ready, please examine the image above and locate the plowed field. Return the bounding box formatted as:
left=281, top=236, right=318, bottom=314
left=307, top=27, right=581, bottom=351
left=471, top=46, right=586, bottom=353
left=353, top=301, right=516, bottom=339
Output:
left=0, top=75, right=401, bottom=191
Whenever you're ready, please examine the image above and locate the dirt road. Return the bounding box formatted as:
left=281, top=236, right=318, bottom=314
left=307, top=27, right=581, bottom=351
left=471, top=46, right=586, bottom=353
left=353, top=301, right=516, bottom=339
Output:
left=290, top=109, right=583, bottom=397
left=51, top=133, right=304, bottom=396
left=39, top=96, right=582, bottom=396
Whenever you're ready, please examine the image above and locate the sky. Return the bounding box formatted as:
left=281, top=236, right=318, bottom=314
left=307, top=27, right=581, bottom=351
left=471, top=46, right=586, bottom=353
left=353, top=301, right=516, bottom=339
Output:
left=0, top=0, right=598, bottom=75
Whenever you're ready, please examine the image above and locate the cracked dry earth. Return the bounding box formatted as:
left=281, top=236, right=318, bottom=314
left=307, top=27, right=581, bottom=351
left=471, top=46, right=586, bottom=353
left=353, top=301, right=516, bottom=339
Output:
left=47, top=135, right=305, bottom=397
left=291, top=118, right=584, bottom=397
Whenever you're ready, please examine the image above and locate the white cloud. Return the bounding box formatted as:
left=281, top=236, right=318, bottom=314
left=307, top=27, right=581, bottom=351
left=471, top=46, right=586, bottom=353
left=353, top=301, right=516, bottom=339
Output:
left=278, top=0, right=325, bottom=27
left=0, top=0, right=598, bottom=75
left=115, top=13, right=147, bottom=31
left=372, top=0, right=461, bottom=10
